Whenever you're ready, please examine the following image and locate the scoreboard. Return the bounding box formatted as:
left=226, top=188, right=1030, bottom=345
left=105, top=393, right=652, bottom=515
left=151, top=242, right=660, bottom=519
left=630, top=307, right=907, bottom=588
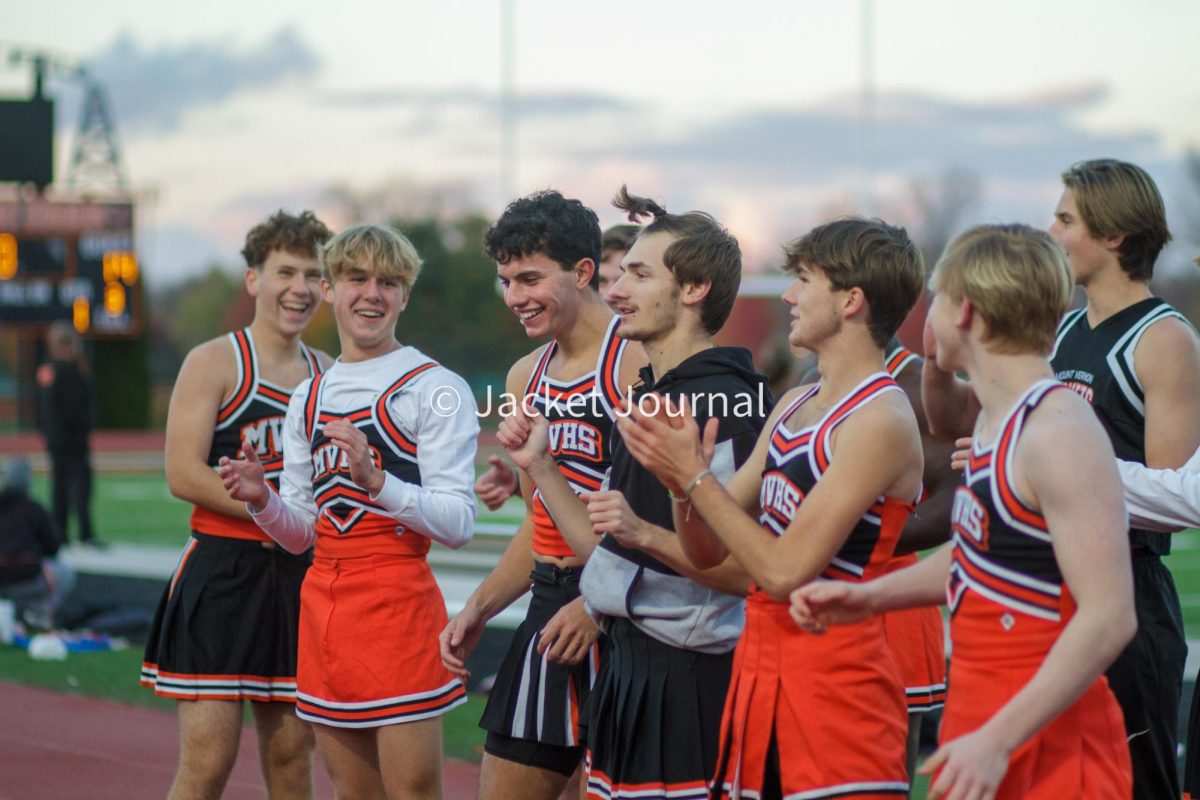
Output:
left=0, top=197, right=140, bottom=336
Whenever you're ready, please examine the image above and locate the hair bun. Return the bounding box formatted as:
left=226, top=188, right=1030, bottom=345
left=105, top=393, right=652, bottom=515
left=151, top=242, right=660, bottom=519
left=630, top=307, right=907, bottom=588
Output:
left=612, top=185, right=667, bottom=222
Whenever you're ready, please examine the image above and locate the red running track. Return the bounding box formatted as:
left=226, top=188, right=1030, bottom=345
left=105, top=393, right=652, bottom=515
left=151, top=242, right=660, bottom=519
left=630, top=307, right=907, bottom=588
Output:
left=0, top=682, right=481, bottom=799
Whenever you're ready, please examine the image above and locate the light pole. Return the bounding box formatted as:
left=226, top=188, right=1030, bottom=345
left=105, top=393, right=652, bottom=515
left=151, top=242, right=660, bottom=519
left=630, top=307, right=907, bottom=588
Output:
left=500, top=0, right=516, bottom=206
left=858, top=0, right=876, bottom=216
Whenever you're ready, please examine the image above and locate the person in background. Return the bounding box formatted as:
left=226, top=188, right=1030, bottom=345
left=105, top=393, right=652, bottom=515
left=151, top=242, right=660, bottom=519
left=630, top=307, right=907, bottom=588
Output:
left=36, top=321, right=99, bottom=547
left=0, top=457, right=75, bottom=630
left=596, top=223, right=639, bottom=297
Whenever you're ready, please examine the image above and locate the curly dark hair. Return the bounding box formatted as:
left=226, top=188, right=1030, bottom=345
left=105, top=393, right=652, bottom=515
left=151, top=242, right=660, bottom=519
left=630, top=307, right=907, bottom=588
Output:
left=612, top=186, right=742, bottom=335
left=241, top=210, right=333, bottom=269
left=484, top=190, right=602, bottom=290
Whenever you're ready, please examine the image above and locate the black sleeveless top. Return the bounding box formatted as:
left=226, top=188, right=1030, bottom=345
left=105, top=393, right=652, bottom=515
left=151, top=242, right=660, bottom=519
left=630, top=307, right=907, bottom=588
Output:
left=1051, top=297, right=1188, bottom=554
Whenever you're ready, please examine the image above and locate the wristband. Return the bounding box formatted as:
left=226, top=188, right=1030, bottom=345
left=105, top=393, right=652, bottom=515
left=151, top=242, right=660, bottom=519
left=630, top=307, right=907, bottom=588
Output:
left=683, top=468, right=712, bottom=498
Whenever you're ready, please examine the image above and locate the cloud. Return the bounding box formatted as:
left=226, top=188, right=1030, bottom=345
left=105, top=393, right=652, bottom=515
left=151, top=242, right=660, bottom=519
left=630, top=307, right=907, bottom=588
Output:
left=141, top=185, right=331, bottom=285
left=129, top=76, right=1185, bottom=284
left=577, top=84, right=1162, bottom=185
left=80, top=27, right=320, bottom=133
left=318, top=85, right=637, bottom=119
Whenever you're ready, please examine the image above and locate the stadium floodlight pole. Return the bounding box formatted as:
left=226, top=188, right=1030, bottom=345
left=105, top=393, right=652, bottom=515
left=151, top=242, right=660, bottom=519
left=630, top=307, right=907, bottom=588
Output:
left=857, top=0, right=876, bottom=217
left=499, top=0, right=517, bottom=208
left=0, top=45, right=128, bottom=195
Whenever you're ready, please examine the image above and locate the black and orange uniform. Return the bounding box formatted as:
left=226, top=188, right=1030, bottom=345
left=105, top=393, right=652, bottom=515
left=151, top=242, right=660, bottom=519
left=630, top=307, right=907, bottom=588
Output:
left=1052, top=299, right=1187, bottom=799
left=582, top=347, right=770, bottom=800
left=141, top=328, right=321, bottom=702
left=943, top=379, right=1130, bottom=798
left=480, top=317, right=627, bottom=774
left=712, top=373, right=911, bottom=800
left=879, top=340, right=947, bottom=713
left=273, top=349, right=476, bottom=727
left=525, top=317, right=627, bottom=559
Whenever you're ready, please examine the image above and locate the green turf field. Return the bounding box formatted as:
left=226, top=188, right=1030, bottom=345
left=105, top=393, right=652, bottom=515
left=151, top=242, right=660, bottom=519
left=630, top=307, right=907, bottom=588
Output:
left=1167, top=530, right=1200, bottom=636
left=34, top=471, right=1200, bottom=638
left=32, top=472, right=192, bottom=547
left=29, top=471, right=527, bottom=550
left=8, top=469, right=1192, bottom=799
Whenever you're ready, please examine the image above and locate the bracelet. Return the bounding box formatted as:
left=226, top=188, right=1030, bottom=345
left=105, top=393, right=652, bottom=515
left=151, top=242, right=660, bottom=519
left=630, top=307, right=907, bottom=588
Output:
left=683, top=468, right=713, bottom=498
left=667, top=468, right=712, bottom=506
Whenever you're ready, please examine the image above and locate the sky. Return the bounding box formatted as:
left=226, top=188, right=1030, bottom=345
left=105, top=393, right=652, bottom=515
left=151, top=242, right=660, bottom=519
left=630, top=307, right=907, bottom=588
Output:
left=5, top=0, right=1200, bottom=285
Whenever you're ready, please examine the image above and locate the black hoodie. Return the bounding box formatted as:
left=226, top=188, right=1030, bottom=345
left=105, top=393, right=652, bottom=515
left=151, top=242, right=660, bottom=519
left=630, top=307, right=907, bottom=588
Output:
left=580, top=346, right=773, bottom=652
left=606, top=345, right=772, bottom=561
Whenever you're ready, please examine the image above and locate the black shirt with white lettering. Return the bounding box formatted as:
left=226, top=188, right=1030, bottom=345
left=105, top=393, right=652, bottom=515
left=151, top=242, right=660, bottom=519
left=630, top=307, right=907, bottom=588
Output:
left=1051, top=297, right=1189, bottom=554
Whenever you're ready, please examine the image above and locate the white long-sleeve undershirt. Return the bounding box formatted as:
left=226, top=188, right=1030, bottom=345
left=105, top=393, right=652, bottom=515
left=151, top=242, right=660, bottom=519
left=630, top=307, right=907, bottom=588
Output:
left=250, top=346, right=479, bottom=552
left=1116, top=447, right=1200, bottom=532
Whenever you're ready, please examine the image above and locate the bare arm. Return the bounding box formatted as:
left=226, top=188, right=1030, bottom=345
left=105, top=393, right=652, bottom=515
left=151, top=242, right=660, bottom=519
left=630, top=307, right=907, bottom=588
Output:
left=495, top=355, right=601, bottom=559
left=474, top=455, right=519, bottom=511
left=896, top=363, right=957, bottom=553
left=704, top=402, right=921, bottom=599
left=790, top=544, right=952, bottom=632
left=440, top=354, right=547, bottom=679
left=588, top=490, right=751, bottom=596
left=622, top=389, right=801, bottom=570
left=920, top=318, right=980, bottom=439
left=465, top=505, right=537, bottom=621
left=529, top=339, right=648, bottom=558
left=923, top=393, right=1136, bottom=798
left=519, top=440, right=601, bottom=559
left=626, top=394, right=922, bottom=600
left=440, top=516, right=536, bottom=680
left=670, top=430, right=768, bottom=571
left=1137, top=317, right=1200, bottom=469
left=165, top=340, right=251, bottom=518
left=898, top=482, right=955, bottom=555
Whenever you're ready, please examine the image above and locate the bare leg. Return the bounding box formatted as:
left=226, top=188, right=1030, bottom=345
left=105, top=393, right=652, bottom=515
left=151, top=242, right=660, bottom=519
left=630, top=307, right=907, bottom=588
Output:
left=377, top=717, right=444, bottom=800
left=477, top=751, right=571, bottom=800
left=167, top=700, right=244, bottom=800
left=252, top=702, right=315, bottom=799
left=314, top=725, right=386, bottom=800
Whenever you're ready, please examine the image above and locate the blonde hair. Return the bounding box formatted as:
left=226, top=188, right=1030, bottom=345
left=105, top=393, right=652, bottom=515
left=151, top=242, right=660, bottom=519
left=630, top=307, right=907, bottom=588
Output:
left=931, top=224, right=1071, bottom=355
left=321, top=224, right=422, bottom=290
